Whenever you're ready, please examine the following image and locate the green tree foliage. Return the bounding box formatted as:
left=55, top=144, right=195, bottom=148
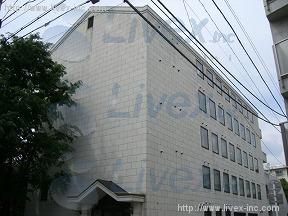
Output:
left=280, top=178, right=288, bottom=202
left=0, top=34, right=81, bottom=216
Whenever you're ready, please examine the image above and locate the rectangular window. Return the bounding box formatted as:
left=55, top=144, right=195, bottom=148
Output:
left=246, top=180, right=251, bottom=197
left=276, top=170, right=284, bottom=176
left=212, top=133, right=219, bottom=154
left=201, top=127, right=209, bottom=149
left=236, top=147, right=242, bottom=165
left=223, top=173, right=230, bottom=193
left=198, top=91, right=207, bottom=113
left=203, top=166, right=211, bottom=189
left=239, top=178, right=245, bottom=196
left=87, top=16, right=94, bottom=29
left=252, top=183, right=256, bottom=199
left=197, top=60, right=204, bottom=79
left=234, top=119, right=239, bottom=135
left=251, top=133, right=256, bottom=147
left=209, top=99, right=216, bottom=119
left=240, top=123, right=245, bottom=140
left=221, top=138, right=228, bottom=158
left=238, top=99, right=243, bottom=113
left=218, top=106, right=225, bottom=125
left=243, top=151, right=248, bottom=168
left=214, top=169, right=221, bottom=191
left=229, top=143, right=235, bottom=162
left=223, top=85, right=230, bottom=102
left=232, top=176, right=238, bottom=195
left=249, top=155, right=254, bottom=171
left=207, top=70, right=213, bottom=87
left=255, top=158, right=259, bottom=173
left=246, top=128, right=251, bottom=144
left=216, top=78, right=222, bottom=95
left=227, top=113, right=233, bottom=131
left=257, top=184, right=262, bottom=200
left=231, top=93, right=237, bottom=108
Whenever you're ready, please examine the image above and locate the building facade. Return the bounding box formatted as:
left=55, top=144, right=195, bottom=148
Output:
left=263, top=0, right=288, bottom=165
left=26, top=5, right=271, bottom=216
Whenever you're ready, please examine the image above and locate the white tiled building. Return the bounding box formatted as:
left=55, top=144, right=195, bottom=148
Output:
left=26, top=5, right=273, bottom=216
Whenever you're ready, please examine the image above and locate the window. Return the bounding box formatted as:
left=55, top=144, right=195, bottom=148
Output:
left=198, top=91, right=207, bottom=113
left=207, top=70, right=213, bottom=87
left=238, top=99, right=243, bottom=113
left=87, top=16, right=94, bottom=29
left=246, top=128, right=251, bottom=144
left=240, top=124, right=245, bottom=140
left=197, top=60, right=204, bottom=79
left=209, top=99, right=216, bottom=119
left=223, top=173, right=230, bottom=193
left=255, top=158, right=259, bottom=173
left=201, top=127, right=209, bottom=149
left=232, top=176, right=238, bottom=195
left=203, top=166, right=211, bottom=189
left=257, top=184, right=262, bottom=200
left=229, top=143, right=235, bottom=162
left=218, top=106, right=225, bottom=125
left=234, top=119, right=239, bottom=135
left=216, top=78, right=222, bottom=95
left=243, top=151, right=248, bottom=168
left=239, top=178, right=245, bottom=196
left=276, top=170, right=283, bottom=177
left=212, top=133, right=219, bottom=154
left=231, top=93, right=237, bottom=108
left=236, top=148, right=242, bottom=165
left=246, top=180, right=251, bottom=197
left=214, top=169, right=221, bottom=191
left=221, top=138, right=228, bottom=158
left=249, top=155, right=254, bottom=171
left=252, top=183, right=256, bottom=199
left=251, top=133, right=256, bottom=147
left=227, top=113, right=233, bottom=131
left=223, top=85, right=230, bottom=102
left=244, top=105, right=248, bottom=118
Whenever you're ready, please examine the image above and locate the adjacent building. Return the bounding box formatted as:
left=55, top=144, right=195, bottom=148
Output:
left=263, top=0, right=288, bottom=165
left=26, top=5, right=272, bottom=216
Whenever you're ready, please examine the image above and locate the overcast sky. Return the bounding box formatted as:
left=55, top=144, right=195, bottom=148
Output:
left=0, top=0, right=285, bottom=167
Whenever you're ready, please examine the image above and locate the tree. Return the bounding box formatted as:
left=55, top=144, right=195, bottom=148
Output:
left=280, top=178, right=288, bottom=202
left=0, top=34, right=81, bottom=216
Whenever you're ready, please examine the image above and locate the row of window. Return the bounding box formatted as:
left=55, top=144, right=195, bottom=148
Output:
left=200, top=127, right=259, bottom=173
left=199, top=91, right=257, bottom=148
left=196, top=60, right=255, bottom=124
left=202, top=166, right=262, bottom=200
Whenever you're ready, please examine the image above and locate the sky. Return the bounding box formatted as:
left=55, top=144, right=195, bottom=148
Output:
left=0, top=0, right=286, bottom=167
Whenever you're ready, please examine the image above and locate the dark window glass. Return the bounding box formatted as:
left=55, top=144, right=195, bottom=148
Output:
left=87, top=16, right=94, bottom=29
left=229, top=143, right=235, bottom=162
left=216, top=78, right=222, bottom=95
left=246, top=128, right=251, bottom=144
left=251, top=133, right=256, bottom=147
left=223, top=173, right=230, bottom=193
left=232, top=176, right=238, bottom=195
left=207, top=70, right=213, bottom=87
left=201, top=127, right=209, bottom=149
left=239, top=178, right=245, bottom=196
left=236, top=147, right=242, bottom=165
left=255, top=158, right=259, bottom=173
left=221, top=139, right=228, bottom=158
left=203, top=166, right=211, bottom=189
left=227, top=113, right=233, bottom=131
left=214, top=169, right=221, bottom=191
left=246, top=180, right=251, bottom=197
left=252, top=183, right=256, bottom=199
left=234, top=119, right=239, bottom=135
left=240, top=124, right=245, bottom=140
left=209, top=99, right=216, bottom=119
left=243, top=151, right=248, bottom=168
left=199, top=91, right=207, bottom=113
left=218, top=106, right=225, bottom=125
left=249, top=155, right=254, bottom=171
left=257, top=184, right=262, bottom=200
left=197, top=60, right=204, bottom=79
left=212, top=133, right=219, bottom=154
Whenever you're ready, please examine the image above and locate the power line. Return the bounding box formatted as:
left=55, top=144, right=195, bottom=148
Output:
left=1, top=0, right=20, bottom=20
left=150, top=0, right=285, bottom=126
left=124, top=0, right=280, bottom=127
left=211, top=0, right=286, bottom=117
left=7, top=0, right=67, bottom=40
left=194, top=0, right=282, bottom=124
left=1, top=0, right=37, bottom=23
left=223, top=0, right=281, bottom=97
left=1, top=0, right=45, bottom=28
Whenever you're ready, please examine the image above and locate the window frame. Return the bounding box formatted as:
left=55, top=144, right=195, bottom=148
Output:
left=234, top=118, right=239, bottom=135
left=200, top=127, right=209, bottom=150
left=214, top=169, right=221, bottom=191
left=203, top=165, right=211, bottom=189
left=218, top=106, right=225, bottom=126
left=197, top=60, right=204, bottom=79
left=232, top=175, right=238, bottom=195
left=223, top=173, right=230, bottom=193
left=212, top=133, right=219, bottom=154
left=243, top=151, right=248, bottom=168
left=227, top=112, right=233, bottom=131
left=198, top=90, right=207, bottom=113
left=239, top=178, right=245, bottom=196
left=209, top=99, right=216, bottom=120
left=236, top=147, right=242, bottom=165
left=221, top=138, right=228, bottom=159
left=246, top=180, right=251, bottom=198
left=229, top=143, right=235, bottom=162
left=207, top=70, right=214, bottom=87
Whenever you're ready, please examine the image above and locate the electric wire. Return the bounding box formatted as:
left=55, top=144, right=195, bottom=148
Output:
left=1, top=0, right=37, bottom=22
left=211, top=0, right=286, bottom=117
left=150, top=0, right=281, bottom=128
left=7, top=0, right=66, bottom=40
left=195, top=0, right=282, bottom=124
left=125, top=0, right=280, bottom=127
left=223, top=0, right=281, bottom=97
left=153, top=0, right=286, bottom=119
left=1, top=0, right=19, bottom=20
left=1, top=0, right=45, bottom=28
